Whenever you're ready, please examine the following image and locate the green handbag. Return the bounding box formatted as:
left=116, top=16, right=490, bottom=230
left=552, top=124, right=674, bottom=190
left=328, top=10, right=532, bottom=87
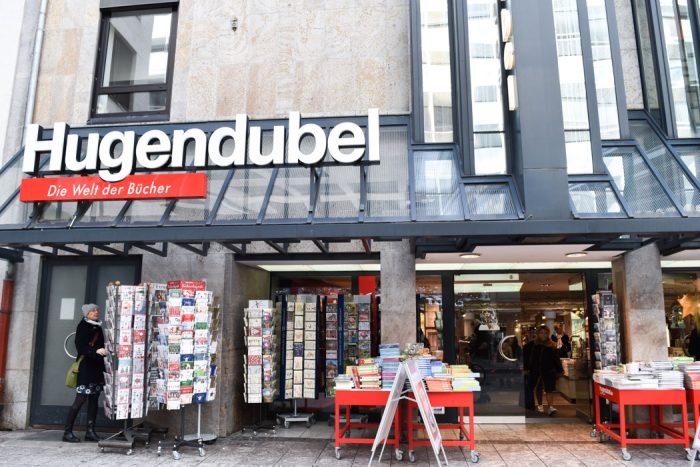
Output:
left=65, top=356, right=84, bottom=388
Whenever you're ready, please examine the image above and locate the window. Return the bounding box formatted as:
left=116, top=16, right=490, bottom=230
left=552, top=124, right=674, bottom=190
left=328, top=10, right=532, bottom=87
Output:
left=420, top=0, right=454, bottom=143
left=91, top=7, right=177, bottom=121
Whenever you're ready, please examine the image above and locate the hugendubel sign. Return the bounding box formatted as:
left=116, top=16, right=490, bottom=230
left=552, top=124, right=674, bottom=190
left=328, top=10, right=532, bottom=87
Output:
left=19, top=109, right=380, bottom=202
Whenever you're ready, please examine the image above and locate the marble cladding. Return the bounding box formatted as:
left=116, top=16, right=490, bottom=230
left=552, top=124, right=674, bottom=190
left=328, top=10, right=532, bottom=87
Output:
left=615, top=0, right=643, bottom=110
left=612, top=243, right=667, bottom=362
left=378, top=239, right=416, bottom=348
left=33, top=0, right=411, bottom=126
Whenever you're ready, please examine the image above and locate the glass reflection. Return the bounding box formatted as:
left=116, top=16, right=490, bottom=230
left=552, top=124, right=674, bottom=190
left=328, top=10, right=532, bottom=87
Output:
left=587, top=0, right=621, bottom=139
left=421, top=0, right=453, bottom=143
left=468, top=0, right=507, bottom=174
left=659, top=0, right=700, bottom=137
left=553, top=0, right=593, bottom=174
left=635, top=0, right=663, bottom=125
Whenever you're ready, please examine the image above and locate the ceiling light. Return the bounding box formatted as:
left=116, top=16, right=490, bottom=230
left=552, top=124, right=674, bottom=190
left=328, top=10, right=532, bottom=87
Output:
left=565, top=252, right=588, bottom=258
left=460, top=253, right=481, bottom=259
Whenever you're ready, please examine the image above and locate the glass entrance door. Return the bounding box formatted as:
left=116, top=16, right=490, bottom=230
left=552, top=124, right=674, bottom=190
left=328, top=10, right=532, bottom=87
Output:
left=30, top=257, right=140, bottom=426
left=454, top=272, right=589, bottom=421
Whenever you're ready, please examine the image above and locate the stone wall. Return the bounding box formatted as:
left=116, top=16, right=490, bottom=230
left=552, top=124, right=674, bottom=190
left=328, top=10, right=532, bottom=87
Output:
left=33, top=0, right=411, bottom=126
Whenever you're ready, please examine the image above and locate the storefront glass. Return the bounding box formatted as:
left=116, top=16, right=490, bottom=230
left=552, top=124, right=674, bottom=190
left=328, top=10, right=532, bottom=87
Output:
left=663, top=271, right=700, bottom=357
left=453, top=272, right=590, bottom=418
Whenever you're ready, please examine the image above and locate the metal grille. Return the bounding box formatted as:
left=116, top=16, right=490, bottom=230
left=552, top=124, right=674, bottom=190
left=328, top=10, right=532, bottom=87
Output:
left=602, top=147, right=679, bottom=217
left=366, top=127, right=410, bottom=218
left=264, top=167, right=310, bottom=221
left=568, top=182, right=623, bottom=216
left=464, top=183, right=517, bottom=218
left=414, top=151, right=461, bottom=219
left=630, top=121, right=700, bottom=215
left=315, top=166, right=360, bottom=220
left=167, top=169, right=229, bottom=223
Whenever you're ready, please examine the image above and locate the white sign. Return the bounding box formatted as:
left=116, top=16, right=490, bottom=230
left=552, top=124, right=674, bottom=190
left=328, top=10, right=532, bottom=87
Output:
left=22, top=109, right=380, bottom=182
left=59, top=297, right=75, bottom=320
left=370, top=360, right=447, bottom=467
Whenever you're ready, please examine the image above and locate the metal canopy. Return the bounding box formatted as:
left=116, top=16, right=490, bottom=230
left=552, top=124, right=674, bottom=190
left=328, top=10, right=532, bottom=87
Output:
left=0, top=113, right=697, bottom=260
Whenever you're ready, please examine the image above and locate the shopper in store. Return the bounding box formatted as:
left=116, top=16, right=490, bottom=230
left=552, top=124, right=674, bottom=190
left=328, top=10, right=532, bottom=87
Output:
left=525, top=325, right=563, bottom=416
left=552, top=322, right=571, bottom=358
left=63, top=304, right=107, bottom=443
left=688, top=311, right=700, bottom=359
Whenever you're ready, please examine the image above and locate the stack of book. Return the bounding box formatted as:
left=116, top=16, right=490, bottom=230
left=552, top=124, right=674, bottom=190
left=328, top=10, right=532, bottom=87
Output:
left=379, top=343, right=400, bottom=389
left=357, top=360, right=381, bottom=389
left=335, top=374, right=355, bottom=390
left=451, top=365, right=481, bottom=392
left=415, top=356, right=433, bottom=379
left=682, top=362, right=700, bottom=389
left=425, top=377, right=452, bottom=392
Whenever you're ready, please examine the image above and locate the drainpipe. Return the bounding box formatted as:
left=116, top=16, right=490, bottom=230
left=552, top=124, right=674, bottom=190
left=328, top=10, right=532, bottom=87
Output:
left=0, top=263, right=16, bottom=404
left=23, top=0, right=48, bottom=144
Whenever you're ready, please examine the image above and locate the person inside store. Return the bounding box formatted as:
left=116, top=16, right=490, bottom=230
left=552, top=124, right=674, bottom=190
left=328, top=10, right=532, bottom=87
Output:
left=688, top=310, right=700, bottom=359
left=525, top=325, right=563, bottom=416
left=63, top=304, right=107, bottom=443
left=551, top=322, right=571, bottom=358
left=522, top=328, right=536, bottom=410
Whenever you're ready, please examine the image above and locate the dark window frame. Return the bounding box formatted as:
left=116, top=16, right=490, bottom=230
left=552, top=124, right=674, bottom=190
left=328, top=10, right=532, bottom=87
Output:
left=88, top=3, right=179, bottom=124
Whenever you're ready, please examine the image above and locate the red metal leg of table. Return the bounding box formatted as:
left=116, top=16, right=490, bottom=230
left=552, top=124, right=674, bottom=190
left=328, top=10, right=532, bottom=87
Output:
left=619, top=400, right=627, bottom=450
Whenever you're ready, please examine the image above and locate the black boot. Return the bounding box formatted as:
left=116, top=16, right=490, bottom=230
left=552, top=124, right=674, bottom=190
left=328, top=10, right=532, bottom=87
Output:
left=62, top=407, right=81, bottom=443
left=84, top=421, right=102, bottom=442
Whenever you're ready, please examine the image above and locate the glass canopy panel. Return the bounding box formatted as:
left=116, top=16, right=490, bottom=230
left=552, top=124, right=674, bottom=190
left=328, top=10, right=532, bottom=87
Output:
left=568, top=181, right=624, bottom=216
left=34, top=202, right=79, bottom=226
left=77, top=201, right=129, bottom=225
left=464, top=183, right=517, bottom=218
left=0, top=155, right=23, bottom=209
left=0, top=196, right=29, bottom=227
left=264, top=167, right=310, bottom=221
left=630, top=120, right=700, bottom=215
left=120, top=199, right=170, bottom=224
left=414, top=151, right=461, bottom=219
left=167, top=169, right=229, bottom=223
left=634, top=0, right=663, bottom=127
left=315, top=166, right=361, bottom=220
left=366, top=127, right=410, bottom=218
left=216, top=168, right=273, bottom=222
left=602, top=147, right=679, bottom=217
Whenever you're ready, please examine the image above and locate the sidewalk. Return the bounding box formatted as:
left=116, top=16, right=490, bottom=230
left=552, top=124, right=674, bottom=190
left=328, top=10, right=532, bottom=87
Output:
left=0, top=422, right=692, bottom=466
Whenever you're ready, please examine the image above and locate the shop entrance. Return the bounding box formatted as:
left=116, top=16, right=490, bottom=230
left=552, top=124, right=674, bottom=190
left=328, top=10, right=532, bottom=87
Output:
left=30, top=256, right=140, bottom=426
left=453, top=272, right=591, bottom=421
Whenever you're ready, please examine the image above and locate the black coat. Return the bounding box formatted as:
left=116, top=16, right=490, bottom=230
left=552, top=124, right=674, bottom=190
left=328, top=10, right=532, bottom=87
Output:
left=75, top=319, right=105, bottom=387
left=689, top=328, right=700, bottom=360
left=525, top=342, right=563, bottom=377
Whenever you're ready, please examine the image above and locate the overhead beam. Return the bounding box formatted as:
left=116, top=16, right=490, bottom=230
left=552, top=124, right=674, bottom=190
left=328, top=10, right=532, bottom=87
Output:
left=312, top=239, right=329, bottom=254
left=0, top=247, right=23, bottom=262
left=131, top=242, right=168, bottom=257
left=265, top=241, right=287, bottom=254
left=91, top=243, right=124, bottom=256
left=174, top=242, right=210, bottom=257
left=220, top=242, right=246, bottom=255
left=44, top=244, right=88, bottom=256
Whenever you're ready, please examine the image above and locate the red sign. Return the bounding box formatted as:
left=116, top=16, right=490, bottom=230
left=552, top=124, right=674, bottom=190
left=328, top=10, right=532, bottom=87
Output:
left=19, top=173, right=207, bottom=202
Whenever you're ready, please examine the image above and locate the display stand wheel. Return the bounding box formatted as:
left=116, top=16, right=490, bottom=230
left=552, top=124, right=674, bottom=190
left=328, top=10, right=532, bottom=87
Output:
left=305, top=421, right=312, bottom=428
left=590, top=428, right=597, bottom=438
left=172, top=450, right=182, bottom=461
left=125, top=449, right=133, bottom=456
left=100, top=448, right=105, bottom=453
left=335, top=447, right=342, bottom=460
left=459, top=431, right=465, bottom=441
left=156, top=444, right=162, bottom=457
left=394, top=448, right=403, bottom=461
left=198, top=447, right=206, bottom=457
left=470, top=451, right=480, bottom=463
left=408, top=450, right=416, bottom=463
left=621, top=448, right=631, bottom=461
left=284, top=421, right=290, bottom=429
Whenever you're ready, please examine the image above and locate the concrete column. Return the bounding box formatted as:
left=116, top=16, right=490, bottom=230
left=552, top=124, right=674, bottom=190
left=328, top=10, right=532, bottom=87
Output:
left=611, top=243, right=667, bottom=362
left=379, top=240, right=416, bottom=347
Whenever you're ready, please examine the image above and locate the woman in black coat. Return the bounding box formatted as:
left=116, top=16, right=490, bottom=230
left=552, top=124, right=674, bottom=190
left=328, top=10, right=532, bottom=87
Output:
left=525, top=325, right=563, bottom=416
left=63, top=304, right=107, bottom=443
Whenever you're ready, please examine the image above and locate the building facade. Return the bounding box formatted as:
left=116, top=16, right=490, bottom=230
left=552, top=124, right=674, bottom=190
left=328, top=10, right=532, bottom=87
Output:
left=0, top=0, right=698, bottom=434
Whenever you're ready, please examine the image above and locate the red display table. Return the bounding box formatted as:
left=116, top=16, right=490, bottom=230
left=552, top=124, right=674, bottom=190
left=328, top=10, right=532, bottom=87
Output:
left=592, top=382, right=691, bottom=461
left=406, top=390, right=478, bottom=463
left=334, top=389, right=402, bottom=461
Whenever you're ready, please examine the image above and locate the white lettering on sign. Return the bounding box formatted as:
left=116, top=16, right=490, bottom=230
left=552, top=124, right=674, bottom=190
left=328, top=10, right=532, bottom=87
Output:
left=22, top=109, right=381, bottom=182
left=599, top=385, right=614, bottom=397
